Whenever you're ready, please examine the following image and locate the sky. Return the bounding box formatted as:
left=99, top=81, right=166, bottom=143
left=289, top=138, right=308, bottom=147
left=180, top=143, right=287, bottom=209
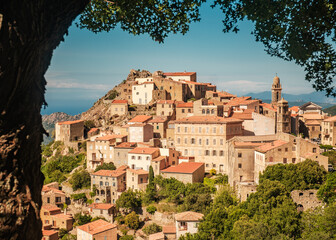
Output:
left=43, top=3, right=315, bottom=115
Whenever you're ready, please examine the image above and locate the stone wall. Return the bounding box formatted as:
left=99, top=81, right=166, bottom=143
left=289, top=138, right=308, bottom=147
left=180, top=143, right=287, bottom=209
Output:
left=291, top=189, right=323, bottom=211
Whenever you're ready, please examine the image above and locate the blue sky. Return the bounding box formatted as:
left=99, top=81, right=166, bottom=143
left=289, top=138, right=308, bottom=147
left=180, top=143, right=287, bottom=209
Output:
left=43, top=3, right=313, bottom=115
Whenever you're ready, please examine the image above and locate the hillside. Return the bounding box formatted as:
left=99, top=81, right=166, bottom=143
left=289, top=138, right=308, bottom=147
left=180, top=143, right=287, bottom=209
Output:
left=324, top=105, right=336, bottom=116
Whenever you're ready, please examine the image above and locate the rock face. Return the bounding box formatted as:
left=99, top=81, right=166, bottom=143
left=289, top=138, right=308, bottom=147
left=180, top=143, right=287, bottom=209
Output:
left=42, top=112, right=80, bottom=125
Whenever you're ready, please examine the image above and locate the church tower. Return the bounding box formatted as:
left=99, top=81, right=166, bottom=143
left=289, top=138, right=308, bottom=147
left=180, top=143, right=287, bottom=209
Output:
left=271, top=75, right=282, bottom=106
left=276, top=98, right=291, bottom=133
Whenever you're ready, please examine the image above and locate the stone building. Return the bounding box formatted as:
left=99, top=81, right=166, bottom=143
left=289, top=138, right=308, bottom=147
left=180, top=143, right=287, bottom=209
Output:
left=128, top=147, right=160, bottom=170
left=153, top=76, right=189, bottom=102
left=175, top=211, right=203, bottom=239
left=156, top=100, right=177, bottom=118
left=149, top=116, right=169, bottom=138
left=126, top=168, right=149, bottom=191
left=161, top=162, right=205, bottom=184
left=41, top=183, right=66, bottom=209
left=42, top=229, right=58, bottom=240
left=299, top=102, right=324, bottom=115
left=110, top=99, right=128, bottom=116
left=276, top=98, right=291, bottom=133
left=128, top=123, right=153, bottom=143
left=86, top=134, right=127, bottom=170
left=77, top=219, right=117, bottom=240
left=193, top=98, right=223, bottom=117
left=321, top=115, right=336, bottom=146
left=206, top=91, right=236, bottom=103
left=176, top=102, right=194, bottom=119
left=113, top=142, right=137, bottom=168
left=174, top=116, right=243, bottom=173
left=55, top=120, right=84, bottom=142
left=290, top=189, right=323, bottom=211
left=40, top=205, right=73, bottom=231
left=91, top=167, right=127, bottom=204
left=163, top=72, right=197, bottom=82
left=300, top=113, right=325, bottom=140
left=132, top=82, right=155, bottom=104
left=88, top=203, right=116, bottom=222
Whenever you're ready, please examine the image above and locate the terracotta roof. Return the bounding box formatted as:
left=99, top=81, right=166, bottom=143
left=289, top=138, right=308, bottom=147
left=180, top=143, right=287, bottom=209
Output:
left=164, top=72, right=196, bottom=76
left=231, top=110, right=254, bottom=120
left=53, top=213, right=73, bottom=220
left=88, top=128, right=99, bottom=133
left=128, top=123, right=149, bottom=127
left=129, top=147, right=159, bottom=155
left=183, top=80, right=207, bottom=85
left=302, top=113, right=324, bottom=120
left=129, top=115, right=152, bottom=123
left=42, top=230, right=58, bottom=237
left=256, top=140, right=288, bottom=153
left=234, top=142, right=263, bottom=148
left=173, top=116, right=243, bottom=124
left=161, top=162, right=204, bottom=174
left=77, top=219, right=117, bottom=235
left=112, top=99, right=128, bottom=104
left=42, top=186, right=65, bottom=195
left=127, top=168, right=149, bottom=175
left=149, top=117, right=169, bottom=123
left=324, top=115, right=336, bottom=122
left=217, top=91, right=236, bottom=97
left=176, top=102, right=193, bottom=108
left=226, top=97, right=253, bottom=107
left=88, top=203, right=115, bottom=210
left=162, top=226, right=176, bottom=234
left=116, top=165, right=129, bottom=171
left=57, top=120, right=83, bottom=125
left=152, top=156, right=167, bottom=162
left=115, top=142, right=137, bottom=148
left=149, top=232, right=165, bottom=240
left=305, top=120, right=321, bottom=125
left=95, top=134, right=127, bottom=141
left=157, top=100, right=175, bottom=104
left=42, top=205, right=61, bottom=212
left=289, top=106, right=300, bottom=113
left=175, top=211, right=204, bottom=221
left=91, top=169, right=126, bottom=177
left=261, top=102, right=277, bottom=111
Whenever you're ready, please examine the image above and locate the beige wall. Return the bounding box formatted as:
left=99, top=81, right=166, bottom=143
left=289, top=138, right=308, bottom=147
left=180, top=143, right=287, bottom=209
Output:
left=290, top=189, right=323, bottom=211
left=153, top=77, right=189, bottom=102
left=252, top=112, right=275, bottom=135
left=161, top=165, right=204, bottom=184
left=176, top=107, right=193, bottom=120
left=132, top=83, right=154, bottom=104
left=157, top=103, right=176, bottom=118
left=55, top=121, right=84, bottom=142
left=129, top=124, right=153, bottom=143
left=114, top=147, right=133, bottom=168
left=110, top=103, right=128, bottom=116
left=321, top=121, right=336, bottom=146
left=126, top=170, right=148, bottom=191
left=89, top=208, right=114, bottom=222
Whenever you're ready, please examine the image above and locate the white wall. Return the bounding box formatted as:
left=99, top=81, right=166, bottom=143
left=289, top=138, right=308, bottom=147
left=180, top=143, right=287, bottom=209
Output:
left=132, top=83, right=154, bottom=104
left=128, top=153, right=152, bottom=170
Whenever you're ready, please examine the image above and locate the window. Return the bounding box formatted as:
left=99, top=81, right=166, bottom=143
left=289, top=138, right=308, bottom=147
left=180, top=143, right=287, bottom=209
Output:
left=205, top=150, right=210, bottom=156
left=199, top=127, right=202, bottom=133
left=238, top=152, right=242, bottom=158
left=191, top=138, right=195, bottom=144
left=182, top=109, right=185, bottom=113
left=212, top=150, right=217, bottom=156
left=213, top=139, right=216, bottom=145
left=191, top=127, right=194, bottom=133
left=95, top=146, right=98, bottom=150
left=202, top=109, right=205, bottom=114
left=206, top=127, right=209, bottom=133
left=283, top=158, right=287, bottom=163
left=100, top=181, right=103, bottom=186
left=240, top=176, right=243, bottom=181
left=188, top=109, right=191, bottom=113
left=278, top=148, right=281, bottom=152
left=238, top=163, right=242, bottom=168
left=184, top=138, right=188, bottom=144
left=213, top=127, right=216, bottom=133
left=198, top=138, right=202, bottom=145
left=156, top=126, right=159, bottom=130
left=220, top=139, right=224, bottom=145
left=292, top=158, right=296, bottom=163
left=313, top=148, right=317, bottom=153
left=185, top=127, right=188, bottom=132
left=109, top=146, right=112, bottom=150
left=206, top=164, right=209, bottom=167
left=177, top=138, right=181, bottom=144
left=105, top=182, right=109, bottom=186
left=184, top=149, right=188, bottom=155
left=206, top=139, right=209, bottom=145
left=177, top=127, right=180, bottom=132
left=132, top=156, right=135, bottom=160
left=219, top=151, right=224, bottom=156
left=285, top=148, right=288, bottom=152
left=146, top=156, right=150, bottom=160
left=207, top=109, right=210, bottom=114
left=138, top=156, right=141, bottom=160
left=220, top=127, right=224, bottom=134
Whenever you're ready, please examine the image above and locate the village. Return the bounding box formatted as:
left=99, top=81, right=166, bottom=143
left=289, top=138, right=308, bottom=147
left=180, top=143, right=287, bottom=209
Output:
left=41, top=70, right=335, bottom=240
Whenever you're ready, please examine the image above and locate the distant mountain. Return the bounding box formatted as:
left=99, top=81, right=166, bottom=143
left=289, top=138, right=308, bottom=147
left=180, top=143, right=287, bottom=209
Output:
left=42, top=112, right=80, bottom=144
left=324, top=105, right=336, bottom=116
left=246, top=91, right=336, bottom=108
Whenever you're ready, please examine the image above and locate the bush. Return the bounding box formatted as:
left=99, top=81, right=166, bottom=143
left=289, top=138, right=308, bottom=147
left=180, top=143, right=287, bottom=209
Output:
left=124, top=212, right=140, bottom=230
left=71, top=193, right=87, bottom=202
left=120, top=236, right=134, bottom=240
left=106, top=89, right=119, bottom=100
left=84, top=120, right=95, bottom=129
left=146, top=205, right=157, bottom=215
left=116, top=189, right=142, bottom=213
left=209, top=169, right=216, bottom=176
left=59, top=228, right=68, bottom=239
left=74, top=213, right=92, bottom=226
left=142, top=223, right=162, bottom=235
left=94, top=162, right=116, bottom=172
left=320, top=144, right=333, bottom=150
left=70, top=170, right=91, bottom=191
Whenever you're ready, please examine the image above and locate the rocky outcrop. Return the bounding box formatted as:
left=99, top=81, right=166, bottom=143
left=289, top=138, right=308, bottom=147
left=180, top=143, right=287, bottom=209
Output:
left=42, top=112, right=80, bottom=125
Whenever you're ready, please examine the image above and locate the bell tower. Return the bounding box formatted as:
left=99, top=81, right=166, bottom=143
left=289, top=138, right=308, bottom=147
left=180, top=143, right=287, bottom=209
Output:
left=271, top=75, right=282, bottom=106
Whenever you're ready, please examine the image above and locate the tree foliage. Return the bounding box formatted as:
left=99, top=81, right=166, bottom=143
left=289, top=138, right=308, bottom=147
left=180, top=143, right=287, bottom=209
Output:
left=317, top=172, right=336, bottom=203
left=212, top=0, right=336, bottom=96
left=74, top=213, right=92, bottom=226
left=143, top=166, right=157, bottom=204
left=94, top=162, right=116, bottom=172
left=259, top=159, right=327, bottom=192
left=142, top=223, right=162, bottom=235
left=124, top=211, right=140, bottom=230
left=116, top=189, right=142, bottom=213
left=70, top=170, right=91, bottom=191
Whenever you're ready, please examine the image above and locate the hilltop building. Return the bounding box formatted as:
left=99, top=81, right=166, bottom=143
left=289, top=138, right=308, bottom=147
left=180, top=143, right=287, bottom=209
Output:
left=55, top=120, right=84, bottom=142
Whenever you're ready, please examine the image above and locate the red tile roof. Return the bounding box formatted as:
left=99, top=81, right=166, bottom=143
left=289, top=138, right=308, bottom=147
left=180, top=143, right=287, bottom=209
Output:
left=42, top=205, right=61, bottom=212
left=112, top=99, right=128, bottom=104
left=324, top=115, right=336, bottom=122
left=95, top=134, right=127, bottom=141
left=88, top=128, right=99, bottom=133
left=176, top=102, right=193, bottom=108
left=234, top=142, right=263, bottom=148
left=175, top=211, right=204, bottom=221
left=289, top=106, right=299, bottom=113
left=149, top=117, right=169, bottom=123
left=43, top=230, right=58, bottom=237
left=162, top=226, right=176, bottom=234
left=77, top=219, right=117, bottom=235
left=42, top=186, right=65, bottom=195
left=129, top=115, right=152, bottom=123
left=256, top=140, right=288, bottom=153
left=164, top=72, right=196, bottom=76
left=88, top=203, right=115, bottom=210
left=161, top=162, right=204, bottom=174
left=173, top=116, right=243, bottom=124
left=217, top=91, right=236, bottom=97
left=53, top=213, right=73, bottom=220
left=129, top=147, right=159, bottom=155
left=127, top=168, right=149, bottom=175
left=157, top=100, right=175, bottom=104
left=261, top=102, right=277, bottom=111
left=152, top=156, right=167, bottom=162
left=91, top=169, right=126, bottom=177
left=231, top=110, right=254, bottom=120
left=57, top=120, right=83, bottom=125
left=115, top=142, right=137, bottom=148
left=149, top=232, right=165, bottom=240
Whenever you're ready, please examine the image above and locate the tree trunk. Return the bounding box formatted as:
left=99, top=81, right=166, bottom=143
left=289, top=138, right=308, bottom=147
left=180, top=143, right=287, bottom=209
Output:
left=0, top=1, right=89, bottom=239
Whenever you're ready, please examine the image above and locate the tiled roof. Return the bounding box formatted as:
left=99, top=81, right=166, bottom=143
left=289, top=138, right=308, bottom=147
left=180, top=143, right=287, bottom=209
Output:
left=161, top=162, right=204, bottom=174
left=88, top=128, right=99, bottom=133
left=231, top=109, right=254, bottom=120
left=149, top=232, right=165, bottom=240
left=115, top=142, right=137, bottom=148
left=173, top=116, right=243, bottom=124
left=57, top=120, right=83, bottom=125
left=129, top=115, right=152, bottom=123
left=234, top=142, right=263, bottom=148
left=91, top=169, right=126, bottom=177
left=164, top=72, right=196, bottom=76
left=128, top=123, right=149, bottom=127
left=217, top=91, right=236, bottom=97
left=261, top=102, right=277, bottom=111
left=302, top=113, right=324, bottom=120
left=256, top=140, right=288, bottom=153
left=175, top=211, right=204, bottom=221
left=226, top=97, right=254, bottom=107
left=42, top=230, right=58, bottom=236
left=162, top=225, right=176, bottom=234
left=152, top=156, right=167, bottom=162
left=149, top=117, right=169, bottom=123
left=176, top=102, right=193, bottom=108
left=77, top=219, right=117, bottom=235
left=183, top=80, right=207, bottom=85
left=157, top=100, right=175, bottom=104
left=42, top=186, right=65, bottom=195
left=324, top=115, right=336, bottom=122
left=53, top=213, right=73, bottom=220
left=88, top=203, right=115, bottom=210
left=129, top=147, right=159, bottom=155
left=112, top=99, right=128, bottom=104
left=42, top=205, right=61, bottom=212
left=127, top=168, right=149, bottom=175
left=289, top=106, right=299, bottom=112
left=305, top=119, right=321, bottom=125
left=95, top=134, right=127, bottom=141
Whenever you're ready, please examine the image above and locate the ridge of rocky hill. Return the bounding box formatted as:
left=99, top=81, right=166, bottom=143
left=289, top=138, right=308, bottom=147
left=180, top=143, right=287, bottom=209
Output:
left=42, top=112, right=81, bottom=125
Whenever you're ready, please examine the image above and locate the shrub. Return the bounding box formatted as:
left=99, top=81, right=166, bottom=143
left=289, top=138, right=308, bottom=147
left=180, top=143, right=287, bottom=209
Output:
left=70, top=170, right=91, bottom=191
left=143, top=223, right=162, bottom=235
left=84, top=120, right=95, bottom=129
left=124, top=212, right=140, bottom=230
left=209, top=169, right=216, bottom=176
left=74, top=213, right=92, bottom=226
left=106, top=89, right=119, bottom=100
left=120, top=236, right=134, bottom=240
left=71, top=193, right=87, bottom=202
left=146, top=205, right=157, bottom=215
left=94, top=162, right=116, bottom=172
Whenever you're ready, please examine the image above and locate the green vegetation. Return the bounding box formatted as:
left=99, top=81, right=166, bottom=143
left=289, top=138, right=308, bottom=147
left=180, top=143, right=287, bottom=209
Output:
left=124, top=211, right=140, bottom=230
left=71, top=193, right=87, bottom=202
left=74, top=213, right=92, bottom=226
left=259, top=159, right=327, bottom=191
left=146, top=205, right=157, bottom=215
left=61, top=234, right=77, bottom=240
left=143, top=223, right=162, bottom=235
left=106, top=89, right=119, bottom=100
left=324, top=105, right=336, bottom=116
left=320, top=144, right=334, bottom=150
left=120, top=236, right=134, bottom=240
left=318, top=172, right=336, bottom=203
left=116, top=189, right=142, bottom=213
left=84, top=120, right=95, bottom=129
left=322, top=150, right=336, bottom=167
left=94, top=162, right=116, bottom=172
left=58, top=229, right=68, bottom=239
left=143, top=166, right=157, bottom=204
left=70, top=170, right=91, bottom=191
